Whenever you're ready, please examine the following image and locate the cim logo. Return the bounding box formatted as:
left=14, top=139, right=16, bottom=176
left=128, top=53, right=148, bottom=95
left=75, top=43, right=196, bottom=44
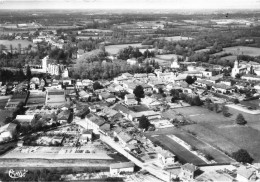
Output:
left=9, top=169, right=28, bottom=179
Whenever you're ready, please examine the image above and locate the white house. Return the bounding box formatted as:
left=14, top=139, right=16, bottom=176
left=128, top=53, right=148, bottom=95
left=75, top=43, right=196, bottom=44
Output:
left=15, top=115, right=35, bottom=125
left=110, top=162, right=135, bottom=175
left=158, top=151, right=175, bottom=168
left=127, top=58, right=137, bottom=65
left=170, top=59, right=180, bottom=69
left=79, top=130, right=93, bottom=144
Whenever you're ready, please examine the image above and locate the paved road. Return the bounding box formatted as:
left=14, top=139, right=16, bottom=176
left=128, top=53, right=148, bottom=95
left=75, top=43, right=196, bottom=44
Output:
left=76, top=120, right=173, bottom=182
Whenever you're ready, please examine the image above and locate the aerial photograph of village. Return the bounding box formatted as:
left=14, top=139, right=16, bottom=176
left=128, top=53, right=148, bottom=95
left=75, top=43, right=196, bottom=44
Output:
left=0, top=0, right=260, bottom=181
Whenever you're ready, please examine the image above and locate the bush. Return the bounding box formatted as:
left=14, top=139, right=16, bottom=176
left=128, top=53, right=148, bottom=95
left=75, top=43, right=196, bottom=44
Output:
left=236, top=114, right=247, bottom=125
left=222, top=106, right=231, bottom=117
left=205, top=154, right=214, bottom=161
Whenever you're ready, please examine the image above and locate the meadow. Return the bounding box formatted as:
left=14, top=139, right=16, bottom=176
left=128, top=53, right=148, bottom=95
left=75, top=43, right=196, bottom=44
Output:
left=214, top=46, right=260, bottom=57
left=0, top=40, right=32, bottom=49
left=105, top=43, right=142, bottom=55
left=174, top=106, right=260, bottom=162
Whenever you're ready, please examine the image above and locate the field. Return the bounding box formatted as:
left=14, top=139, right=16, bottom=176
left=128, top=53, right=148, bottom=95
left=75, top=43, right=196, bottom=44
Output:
left=154, top=54, right=182, bottom=66
left=0, top=40, right=32, bottom=49
left=174, top=106, right=260, bottom=162
left=157, top=36, right=193, bottom=41
left=214, top=46, right=260, bottom=57
left=220, top=55, right=237, bottom=62
left=105, top=43, right=142, bottom=55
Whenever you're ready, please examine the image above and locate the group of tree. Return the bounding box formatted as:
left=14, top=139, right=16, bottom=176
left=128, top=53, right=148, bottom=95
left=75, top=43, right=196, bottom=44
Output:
left=180, top=93, right=203, bottom=106
left=185, top=75, right=197, bottom=85
left=0, top=68, right=26, bottom=82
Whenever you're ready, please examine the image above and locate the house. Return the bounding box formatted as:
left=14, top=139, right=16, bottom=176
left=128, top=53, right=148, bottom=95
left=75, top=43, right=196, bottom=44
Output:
left=170, top=58, right=180, bottom=69
left=121, top=73, right=133, bottom=79
left=79, top=130, right=93, bottom=144
left=85, top=113, right=106, bottom=133
left=142, top=83, right=153, bottom=93
left=127, top=58, right=137, bottom=65
left=125, top=94, right=138, bottom=106
left=212, top=83, right=234, bottom=94
left=99, top=92, right=116, bottom=103
left=180, top=163, right=199, bottom=180
left=115, top=131, right=133, bottom=147
left=100, top=123, right=111, bottom=135
left=141, top=96, right=161, bottom=108
left=110, top=162, right=135, bottom=175
left=57, top=110, right=71, bottom=124
left=0, top=123, right=17, bottom=143
left=201, top=70, right=214, bottom=77
left=242, top=74, right=260, bottom=81
left=112, top=103, right=132, bottom=117
left=17, top=140, right=24, bottom=147
left=15, top=115, right=35, bottom=125
left=236, top=166, right=257, bottom=182
left=194, top=79, right=213, bottom=89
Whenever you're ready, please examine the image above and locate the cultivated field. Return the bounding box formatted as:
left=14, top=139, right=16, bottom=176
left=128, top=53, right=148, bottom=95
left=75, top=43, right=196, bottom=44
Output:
left=148, top=134, right=206, bottom=165
left=0, top=40, right=32, bottom=49
left=145, top=126, right=234, bottom=164
left=105, top=43, right=142, bottom=55
left=214, top=46, right=260, bottom=57
left=175, top=106, right=260, bottom=162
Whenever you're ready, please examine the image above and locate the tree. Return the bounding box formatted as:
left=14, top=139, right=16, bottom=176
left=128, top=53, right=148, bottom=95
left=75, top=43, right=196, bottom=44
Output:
left=235, top=73, right=241, bottom=79
left=114, top=137, right=119, bottom=142
left=138, top=115, right=150, bottom=131
left=26, top=65, right=32, bottom=81
left=133, top=85, right=145, bottom=100
left=170, top=89, right=180, bottom=99
left=4, top=117, right=13, bottom=124
left=236, top=114, right=247, bottom=125
left=232, top=149, right=253, bottom=164
left=158, top=87, right=164, bottom=94
left=185, top=75, right=195, bottom=85
left=93, top=81, right=103, bottom=90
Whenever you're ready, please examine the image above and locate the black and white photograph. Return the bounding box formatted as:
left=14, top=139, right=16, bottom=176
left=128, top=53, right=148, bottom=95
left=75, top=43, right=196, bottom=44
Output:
left=0, top=0, right=260, bottom=181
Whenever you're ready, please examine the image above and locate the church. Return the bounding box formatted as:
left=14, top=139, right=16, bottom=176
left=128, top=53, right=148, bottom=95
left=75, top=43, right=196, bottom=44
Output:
left=231, top=60, right=247, bottom=78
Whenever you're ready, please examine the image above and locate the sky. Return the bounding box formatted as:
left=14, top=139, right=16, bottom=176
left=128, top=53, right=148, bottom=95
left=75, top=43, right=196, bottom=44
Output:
left=0, top=0, right=260, bottom=10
